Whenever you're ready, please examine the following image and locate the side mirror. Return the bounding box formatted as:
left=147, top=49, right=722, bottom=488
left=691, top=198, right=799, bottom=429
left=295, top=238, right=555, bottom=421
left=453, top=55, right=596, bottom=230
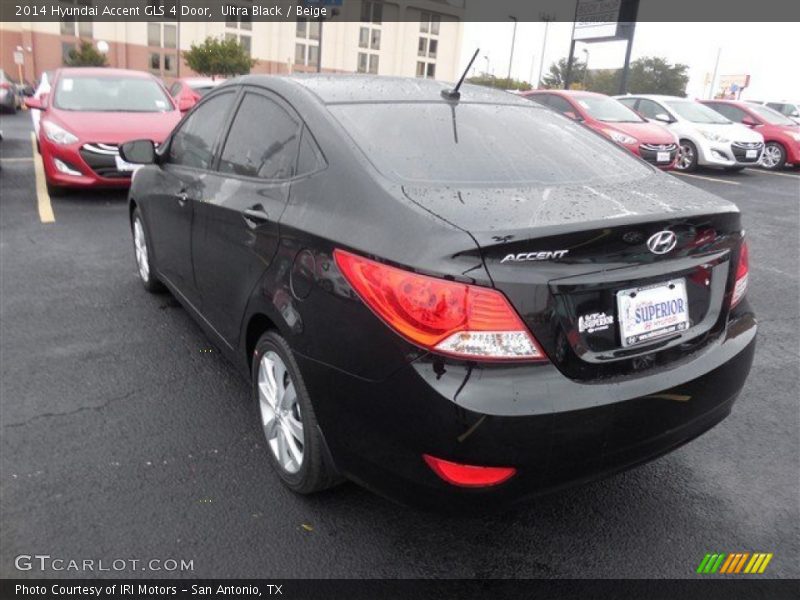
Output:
left=654, top=113, right=672, bottom=124
left=25, top=96, right=44, bottom=110
left=119, top=139, right=156, bottom=164
left=178, top=96, right=196, bottom=112
left=741, top=116, right=758, bottom=127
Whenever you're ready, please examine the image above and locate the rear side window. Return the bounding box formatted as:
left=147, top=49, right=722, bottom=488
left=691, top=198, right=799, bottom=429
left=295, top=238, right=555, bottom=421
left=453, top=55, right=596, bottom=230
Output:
left=218, top=92, right=301, bottom=180
left=296, top=127, right=325, bottom=176
left=168, top=91, right=236, bottom=169
left=329, top=102, right=651, bottom=185
left=546, top=95, right=575, bottom=115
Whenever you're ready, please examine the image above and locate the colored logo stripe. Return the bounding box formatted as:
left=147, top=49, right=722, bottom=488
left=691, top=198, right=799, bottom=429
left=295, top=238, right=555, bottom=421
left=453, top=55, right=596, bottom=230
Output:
left=697, top=552, right=773, bottom=574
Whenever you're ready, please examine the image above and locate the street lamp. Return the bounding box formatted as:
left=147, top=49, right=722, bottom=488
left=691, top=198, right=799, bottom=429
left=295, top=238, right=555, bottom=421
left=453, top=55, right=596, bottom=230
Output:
left=507, top=15, right=518, bottom=83
left=484, top=55, right=490, bottom=77
left=536, top=13, right=553, bottom=89
left=581, top=48, right=590, bottom=88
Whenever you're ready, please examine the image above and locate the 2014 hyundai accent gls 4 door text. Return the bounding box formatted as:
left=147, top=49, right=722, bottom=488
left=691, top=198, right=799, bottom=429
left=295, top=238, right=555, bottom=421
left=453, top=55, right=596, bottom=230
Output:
left=121, top=76, right=756, bottom=510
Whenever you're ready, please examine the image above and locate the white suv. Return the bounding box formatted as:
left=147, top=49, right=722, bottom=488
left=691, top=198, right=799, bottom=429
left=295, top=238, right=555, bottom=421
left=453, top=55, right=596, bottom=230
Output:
left=615, top=94, right=765, bottom=172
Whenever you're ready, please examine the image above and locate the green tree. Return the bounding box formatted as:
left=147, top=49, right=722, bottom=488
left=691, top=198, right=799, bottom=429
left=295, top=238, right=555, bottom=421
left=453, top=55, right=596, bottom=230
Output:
left=585, top=69, right=620, bottom=95
left=64, top=40, right=108, bottom=67
left=541, top=57, right=586, bottom=89
left=183, top=36, right=257, bottom=80
left=626, top=56, right=689, bottom=96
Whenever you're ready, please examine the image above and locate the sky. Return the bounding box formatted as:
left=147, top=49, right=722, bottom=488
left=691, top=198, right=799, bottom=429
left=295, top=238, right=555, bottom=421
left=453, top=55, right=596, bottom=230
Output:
left=460, top=22, right=800, bottom=101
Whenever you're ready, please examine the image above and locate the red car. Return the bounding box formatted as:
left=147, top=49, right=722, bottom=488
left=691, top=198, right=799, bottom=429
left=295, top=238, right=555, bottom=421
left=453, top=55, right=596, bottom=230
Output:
left=700, top=99, right=800, bottom=170
left=168, top=77, right=224, bottom=113
left=26, top=68, right=182, bottom=195
left=522, top=90, right=679, bottom=170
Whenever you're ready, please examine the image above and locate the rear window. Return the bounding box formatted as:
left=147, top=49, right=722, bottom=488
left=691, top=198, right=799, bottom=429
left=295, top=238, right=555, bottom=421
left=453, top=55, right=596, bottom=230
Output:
left=328, top=102, right=651, bottom=185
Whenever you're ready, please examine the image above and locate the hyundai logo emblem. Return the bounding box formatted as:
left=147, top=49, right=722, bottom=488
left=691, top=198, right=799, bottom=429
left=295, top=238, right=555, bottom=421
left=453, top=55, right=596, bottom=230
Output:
left=647, top=231, right=677, bottom=255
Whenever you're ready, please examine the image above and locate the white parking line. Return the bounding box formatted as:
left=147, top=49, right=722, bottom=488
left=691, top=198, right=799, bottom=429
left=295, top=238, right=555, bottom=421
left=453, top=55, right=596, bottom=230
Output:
left=745, top=168, right=800, bottom=180
left=31, top=132, right=55, bottom=224
left=0, top=157, right=34, bottom=163
left=671, top=172, right=740, bottom=185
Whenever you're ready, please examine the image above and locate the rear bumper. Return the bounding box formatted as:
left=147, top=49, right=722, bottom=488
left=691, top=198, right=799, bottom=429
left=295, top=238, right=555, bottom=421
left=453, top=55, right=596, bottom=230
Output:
left=299, top=311, right=756, bottom=510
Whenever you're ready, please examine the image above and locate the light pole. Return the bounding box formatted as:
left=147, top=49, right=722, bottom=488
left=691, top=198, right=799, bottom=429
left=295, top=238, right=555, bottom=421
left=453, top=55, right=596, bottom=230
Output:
left=484, top=55, right=490, bottom=77
left=581, top=48, right=589, bottom=88
left=507, top=15, right=518, bottom=83
left=536, top=13, right=553, bottom=89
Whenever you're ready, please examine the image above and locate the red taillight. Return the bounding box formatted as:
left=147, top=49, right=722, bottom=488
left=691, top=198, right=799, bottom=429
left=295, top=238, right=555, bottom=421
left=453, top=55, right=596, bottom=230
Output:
left=423, top=454, right=516, bottom=488
left=333, top=249, right=546, bottom=361
left=731, top=239, right=749, bottom=308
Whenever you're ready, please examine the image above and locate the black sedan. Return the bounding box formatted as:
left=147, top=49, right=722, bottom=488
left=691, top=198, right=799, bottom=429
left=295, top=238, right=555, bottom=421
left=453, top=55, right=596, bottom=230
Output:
left=120, top=75, right=756, bottom=509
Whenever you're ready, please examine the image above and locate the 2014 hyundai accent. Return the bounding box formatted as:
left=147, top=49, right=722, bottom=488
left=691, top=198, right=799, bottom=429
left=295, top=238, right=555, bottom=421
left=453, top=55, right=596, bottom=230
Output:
left=121, top=76, right=756, bottom=509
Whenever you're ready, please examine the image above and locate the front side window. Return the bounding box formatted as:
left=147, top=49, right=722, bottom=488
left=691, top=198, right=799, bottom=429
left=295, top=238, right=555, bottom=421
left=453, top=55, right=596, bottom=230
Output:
left=168, top=92, right=236, bottom=170
left=218, top=92, right=301, bottom=180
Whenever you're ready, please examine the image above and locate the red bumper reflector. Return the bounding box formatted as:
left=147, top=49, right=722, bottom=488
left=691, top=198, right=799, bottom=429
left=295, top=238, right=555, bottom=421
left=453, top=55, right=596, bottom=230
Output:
left=423, top=454, right=516, bottom=488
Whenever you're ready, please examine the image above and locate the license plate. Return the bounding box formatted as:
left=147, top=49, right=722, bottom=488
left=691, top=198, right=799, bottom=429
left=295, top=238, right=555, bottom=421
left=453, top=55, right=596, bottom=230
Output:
left=616, top=279, right=689, bottom=347
left=115, top=155, right=140, bottom=172
left=746, top=149, right=758, bottom=159
left=656, top=151, right=670, bottom=163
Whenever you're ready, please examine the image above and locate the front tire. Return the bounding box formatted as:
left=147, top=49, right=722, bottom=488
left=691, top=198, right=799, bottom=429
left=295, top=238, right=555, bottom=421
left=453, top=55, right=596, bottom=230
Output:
left=760, top=142, right=786, bottom=170
left=131, top=207, right=164, bottom=293
left=676, top=139, right=698, bottom=172
left=252, top=330, right=341, bottom=494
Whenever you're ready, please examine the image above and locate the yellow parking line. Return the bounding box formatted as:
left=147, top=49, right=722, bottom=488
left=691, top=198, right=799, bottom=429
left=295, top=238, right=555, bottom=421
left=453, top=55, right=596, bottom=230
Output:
left=671, top=172, right=741, bottom=185
left=31, top=132, right=54, bottom=224
left=745, top=168, right=800, bottom=179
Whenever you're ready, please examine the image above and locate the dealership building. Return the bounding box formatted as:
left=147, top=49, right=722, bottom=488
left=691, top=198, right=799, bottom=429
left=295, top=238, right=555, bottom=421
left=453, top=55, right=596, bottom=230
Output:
left=1, top=1, right=465, bottom=85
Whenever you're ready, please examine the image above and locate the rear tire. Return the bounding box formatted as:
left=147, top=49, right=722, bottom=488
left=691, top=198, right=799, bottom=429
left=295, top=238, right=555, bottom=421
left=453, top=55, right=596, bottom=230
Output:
left=759, top=142, right=786, bottom=170
left=131, top=206, right=165, bottom=293
left=252, top=330, right=341, bottom=494
left=676, top=139, right=698, bottom=172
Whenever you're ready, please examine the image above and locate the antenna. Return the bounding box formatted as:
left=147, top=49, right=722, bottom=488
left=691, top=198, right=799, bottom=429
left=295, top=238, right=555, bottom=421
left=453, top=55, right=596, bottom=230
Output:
left=441, top=48, right=480, bottom=101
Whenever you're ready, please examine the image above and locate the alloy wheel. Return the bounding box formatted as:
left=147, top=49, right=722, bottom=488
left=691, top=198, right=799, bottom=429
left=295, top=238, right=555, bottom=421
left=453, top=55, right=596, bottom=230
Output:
left=133, top=218, right=150, bottom=282
left=677, top=144, right=694, bottom=170
left=760, top=144, right=783, bottom=170
left=258, top=350, right=304, bottom=474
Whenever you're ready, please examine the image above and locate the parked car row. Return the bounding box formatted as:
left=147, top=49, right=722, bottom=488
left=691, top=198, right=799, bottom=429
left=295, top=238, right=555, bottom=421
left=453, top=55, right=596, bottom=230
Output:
left=523, top=88, right=799, bottom=172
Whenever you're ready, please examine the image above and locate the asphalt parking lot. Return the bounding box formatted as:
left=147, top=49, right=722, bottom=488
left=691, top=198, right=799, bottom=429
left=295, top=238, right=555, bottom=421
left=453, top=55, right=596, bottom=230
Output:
left=1, top=109, right=798, bottom=579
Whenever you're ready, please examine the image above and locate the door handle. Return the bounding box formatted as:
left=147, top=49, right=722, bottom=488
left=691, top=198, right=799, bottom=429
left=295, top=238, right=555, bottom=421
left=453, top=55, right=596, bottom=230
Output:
left=176, top=191, right=189, bottom=207
left=243, top=206, right=269, bottom=227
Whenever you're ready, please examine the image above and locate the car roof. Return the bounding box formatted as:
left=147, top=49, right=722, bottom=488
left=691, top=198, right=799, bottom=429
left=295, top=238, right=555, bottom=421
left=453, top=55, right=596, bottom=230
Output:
left=234, top=74, right=534, bottom=106
left=616, top=94, right=691, bottom=102
left=56, top=67, right=157, bottom=79
left=525, top=89, right=605, bottom=98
